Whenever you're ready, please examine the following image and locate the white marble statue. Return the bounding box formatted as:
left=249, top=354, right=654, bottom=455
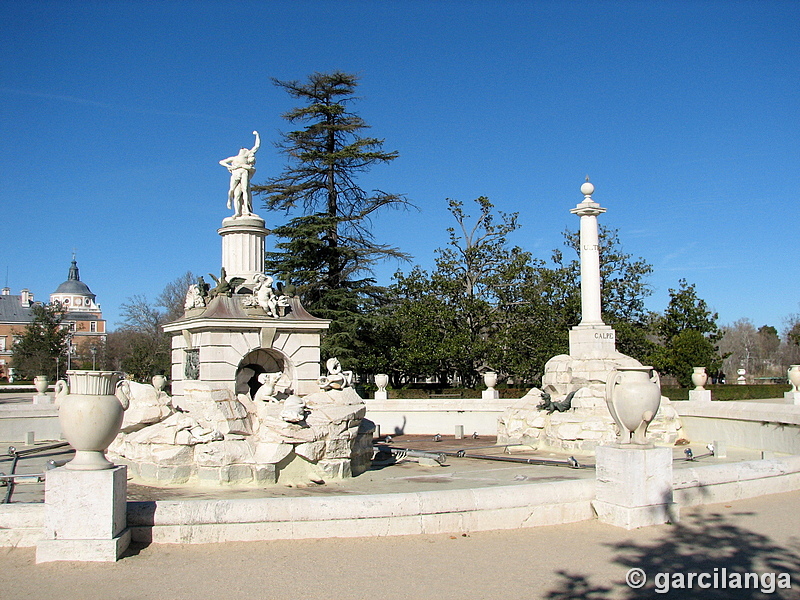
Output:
left=317, top=357, right=353, bottom=391
left=280, top=395, right=307, bottom=423
left=184, top=284, right=206, bottom=310
left=253, top=372, right=283, bottom=402
left=242, top=274, right=290, bottom=317
left=220, top=131, right=260, bottom=218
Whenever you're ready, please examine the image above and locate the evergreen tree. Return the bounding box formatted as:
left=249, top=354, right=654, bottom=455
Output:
left=11, top=302, right=70, bottom=380
left=253, top=71, right=411, bottom=365
left=649, top=279, right=723, bottom=386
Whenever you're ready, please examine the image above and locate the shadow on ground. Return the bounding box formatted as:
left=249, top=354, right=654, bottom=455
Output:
left=545, top=510, right=800, bottom=599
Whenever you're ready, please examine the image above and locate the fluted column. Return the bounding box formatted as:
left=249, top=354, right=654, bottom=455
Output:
left=218, top=215, right=269, bottom=284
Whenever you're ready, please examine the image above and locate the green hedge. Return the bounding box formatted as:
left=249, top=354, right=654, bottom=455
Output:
left=661, top=384, right=791, bottom=401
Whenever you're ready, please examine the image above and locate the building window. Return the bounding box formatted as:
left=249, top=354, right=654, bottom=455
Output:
left=0, top=337, right=5, bottom=352
left=90, top=321, right=97, bottom=332
left=69, top=322, right=76, bottom=332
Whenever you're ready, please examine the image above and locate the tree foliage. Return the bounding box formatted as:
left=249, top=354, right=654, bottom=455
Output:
left=649, top=279, right=723, bottom=386
left=371, top=197, right=655, bottom=388
left=11, top=302, right=70, bottom=380
left=252, top=71, right=412, bottom=366
left=107, top=272, right=194, bottom=381
left=720, top=317, right=800, bottom=380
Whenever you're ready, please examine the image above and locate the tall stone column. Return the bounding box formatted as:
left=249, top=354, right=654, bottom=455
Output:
left=218, top=215, right=269, bottom=284
left=571, top=181, right=606, bottom=326
left=568, top=181, right=616, bottom=358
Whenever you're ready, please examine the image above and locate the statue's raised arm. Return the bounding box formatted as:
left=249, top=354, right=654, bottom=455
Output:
left=250, top=130, right=260, bottom=154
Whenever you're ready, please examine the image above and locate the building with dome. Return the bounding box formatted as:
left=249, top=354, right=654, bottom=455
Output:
left=50, top=258, right=106, bottom=354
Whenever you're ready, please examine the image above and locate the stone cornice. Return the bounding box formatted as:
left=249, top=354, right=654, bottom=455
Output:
left=162, top=317, right=330, bottom=333
left=570, top=200, right=607, bottom=217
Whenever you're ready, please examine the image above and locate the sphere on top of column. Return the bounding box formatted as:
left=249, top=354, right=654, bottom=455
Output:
left=571, top=177, right=605, bottom=217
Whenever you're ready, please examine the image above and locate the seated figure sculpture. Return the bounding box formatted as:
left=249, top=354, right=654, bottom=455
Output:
left=253, top=372, right=283, bottom=403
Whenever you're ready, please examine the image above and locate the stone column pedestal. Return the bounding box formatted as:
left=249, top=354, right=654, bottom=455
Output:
left=569, top=324, right=616, bottom=358
left=593, top=444, right=677, bottom=529
left=36, top=466, right=130, bottom=563
left=689, top=389, right=712, bottom=402
left=481, top=389, right=499, bottom=400
left=374, top=390, right=388, bottom=400
left=218, top=215, right=269, bottom=283
left=32, top=394, right=53, bottom=404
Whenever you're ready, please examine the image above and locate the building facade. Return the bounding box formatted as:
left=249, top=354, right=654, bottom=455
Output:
left=0, top=288, right=36, bottom=380
left=0, top=259, right=106, bottom=380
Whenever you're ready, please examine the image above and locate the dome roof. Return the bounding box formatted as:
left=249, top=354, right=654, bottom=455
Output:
left=53, top=259, right=95, bottom=299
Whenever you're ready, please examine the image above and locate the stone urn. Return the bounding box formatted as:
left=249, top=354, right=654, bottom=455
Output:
left=33, top=375, right=49, bottom=395
left=54, top=371, right=129, bottom=470
left=605, top=366, right=662, bottom=445
left=789, top=365, right=800, bottom=392
left=152, top=374, right=167, bottom=392
left=691, top=367, right=708, bottom=390
left=482, top=371, right=499, bottom=400
left=374, top=373, right=389, bottom=392
left=484, top=371, right=498, bottom=390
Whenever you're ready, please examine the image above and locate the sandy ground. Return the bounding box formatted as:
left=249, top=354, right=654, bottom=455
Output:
left=1, top=491, right=799, bottom=600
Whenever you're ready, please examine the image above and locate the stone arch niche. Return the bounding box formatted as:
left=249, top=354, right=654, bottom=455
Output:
left=235, top=348, right=294, bottom=399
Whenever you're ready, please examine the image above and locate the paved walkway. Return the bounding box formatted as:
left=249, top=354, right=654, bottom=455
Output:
left=1, top=491, right=799, bottom=600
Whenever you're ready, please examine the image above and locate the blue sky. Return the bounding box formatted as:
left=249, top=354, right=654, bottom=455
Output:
left=1, top=0, right=798, bottom=333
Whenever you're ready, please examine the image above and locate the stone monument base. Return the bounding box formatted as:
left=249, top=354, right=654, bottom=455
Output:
left=689, top=389, right=712, bottom=402
left=32, top=394, right=53, bottom=405
left=785, top=391, right=800, bottom=405
left=36, top=465, right=129, bottom=563
left=568, top=324, right=617, bottom=357
left=374, top=390, right=388, bottom=401
left=593, top=444, right=678, bottom=529
left=481, top=389, right=499, bottom=400
left=497, top=388, right=682, bottom=453
left=109, top=384, right=375, bottom=486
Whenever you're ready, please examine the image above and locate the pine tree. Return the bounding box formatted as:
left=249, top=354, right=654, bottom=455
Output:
left=253, top=71, right=411, bottom=364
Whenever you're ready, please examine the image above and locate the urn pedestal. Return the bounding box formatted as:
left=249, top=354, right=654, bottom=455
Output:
left=593, top=445, right=677, bottom=529
left=36, top=465, right=130, bottom=563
